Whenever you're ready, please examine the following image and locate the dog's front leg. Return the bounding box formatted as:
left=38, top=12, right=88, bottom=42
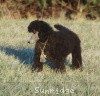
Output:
left=32, top=41, right=43, bottom=72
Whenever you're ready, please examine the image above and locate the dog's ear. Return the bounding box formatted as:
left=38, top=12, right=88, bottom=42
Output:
left=38, top=32, right=48, bottom=42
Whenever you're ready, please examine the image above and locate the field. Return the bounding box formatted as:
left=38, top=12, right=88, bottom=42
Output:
left=0, top=18, right=100, bottom=96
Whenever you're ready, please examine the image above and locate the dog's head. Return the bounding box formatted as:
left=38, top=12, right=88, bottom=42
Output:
left=28, top=20, right=40, bottom=34
left=28, top=20, right=53, bottom=42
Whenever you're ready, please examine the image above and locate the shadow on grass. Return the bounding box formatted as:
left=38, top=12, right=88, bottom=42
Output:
left=0, top=46, right=59, bottom=69
left=0, top=46, right=34, bottom=65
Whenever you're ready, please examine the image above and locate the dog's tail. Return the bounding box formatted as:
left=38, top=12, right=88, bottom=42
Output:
left=54, top=24, right=68, bottom=31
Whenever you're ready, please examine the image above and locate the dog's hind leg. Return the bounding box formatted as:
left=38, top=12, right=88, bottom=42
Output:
left=72, top=45, right=82, bottom=70
left=54, top=60, right=66, bottom=73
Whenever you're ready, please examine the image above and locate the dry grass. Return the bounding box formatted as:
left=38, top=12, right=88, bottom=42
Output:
left=0, top=17, right=100, bottom=96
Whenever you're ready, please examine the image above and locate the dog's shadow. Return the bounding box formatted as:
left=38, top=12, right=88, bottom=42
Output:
left=0, top=46, right=34, bottom=65
left=0, top=46, right=58, bottom=69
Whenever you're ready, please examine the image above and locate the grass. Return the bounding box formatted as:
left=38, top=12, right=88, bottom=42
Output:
left=0, top=17, right=100, bottom=96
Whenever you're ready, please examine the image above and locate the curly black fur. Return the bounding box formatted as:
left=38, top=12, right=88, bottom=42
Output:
left=28, top=20, right=82, bottom=72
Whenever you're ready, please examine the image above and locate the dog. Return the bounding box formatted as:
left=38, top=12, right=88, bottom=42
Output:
left=28, top=20, right=82, bottom=72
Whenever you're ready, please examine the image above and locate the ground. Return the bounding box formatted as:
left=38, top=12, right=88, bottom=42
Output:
left=0, top=18, right=100, bottom=96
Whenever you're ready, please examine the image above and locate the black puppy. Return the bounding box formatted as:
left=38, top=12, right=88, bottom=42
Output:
left=28, top=20, right=82, bottom=72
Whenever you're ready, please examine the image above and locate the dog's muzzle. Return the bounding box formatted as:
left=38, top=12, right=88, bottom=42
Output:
left=28, top=32, right=39, bottom=44
left=33, top=31, right=36, bottom=34
left=28, top=33, right=33, bottom=44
